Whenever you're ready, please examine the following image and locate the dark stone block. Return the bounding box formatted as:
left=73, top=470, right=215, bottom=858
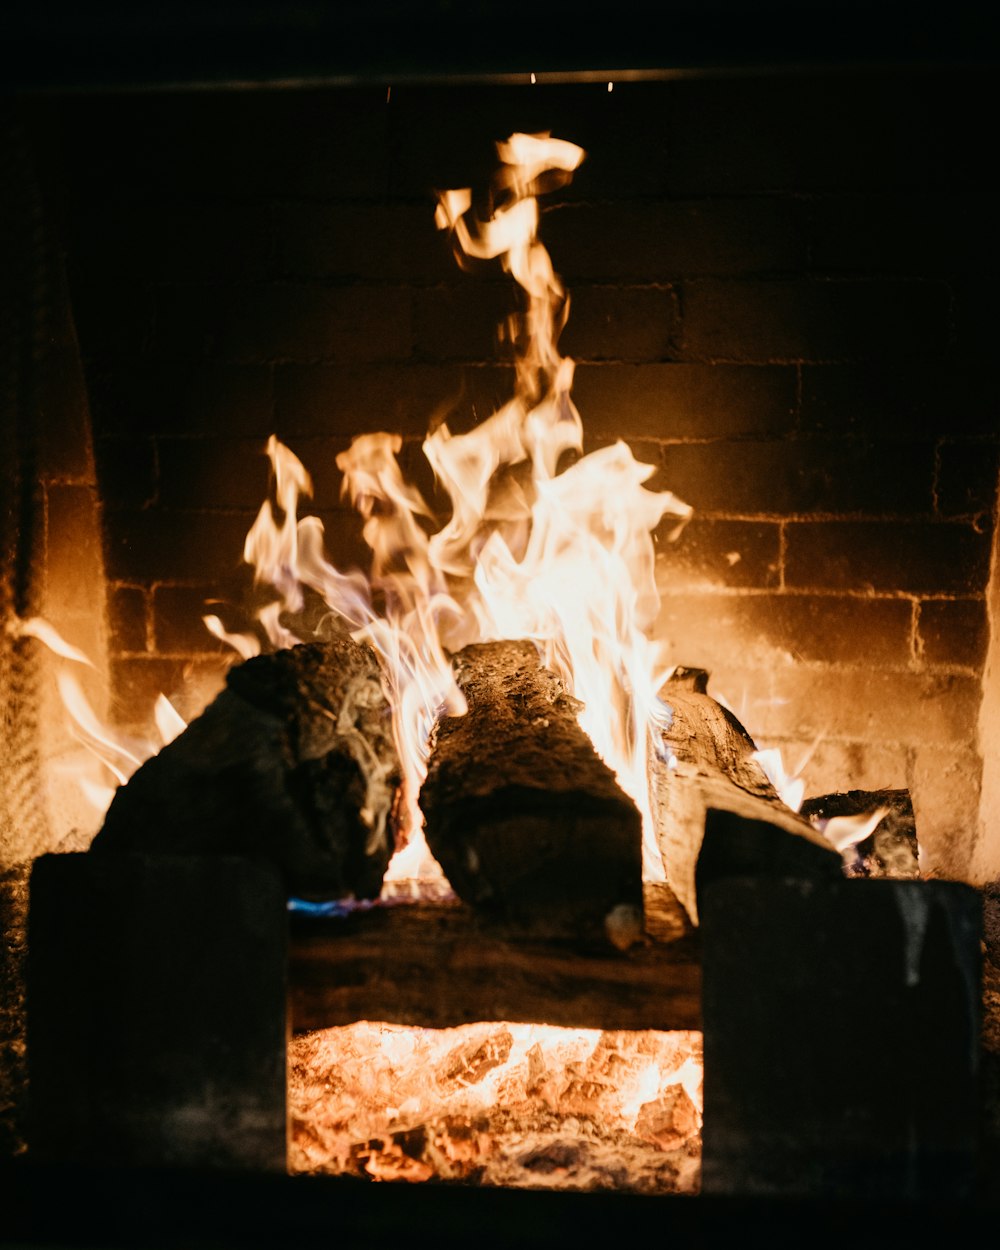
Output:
left=27, top=853, right=288, bottom=1172
left=699, top=873, right=982, bottom=1200
left=784, top=519, right=992, bottom=596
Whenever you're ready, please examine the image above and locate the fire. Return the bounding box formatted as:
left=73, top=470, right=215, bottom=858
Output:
left=289, top=1021, right=702, bottom=1192
left=12, top=615, right=188, bottom=827
left=236, top=132, right=692, bottom=890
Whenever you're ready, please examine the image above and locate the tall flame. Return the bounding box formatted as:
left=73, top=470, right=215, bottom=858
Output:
left=239, top=133, right=692, bottom=887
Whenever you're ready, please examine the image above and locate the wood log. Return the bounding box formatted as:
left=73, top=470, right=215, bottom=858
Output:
left=799, top=788, right=919, bottom=878
left=289, top=887, right=701, bottom=1033
left=650, top=667, right=841, bottom=926
left=89, top=638, right=400, bottom=901
left=419, top=639, right=643, bottom=942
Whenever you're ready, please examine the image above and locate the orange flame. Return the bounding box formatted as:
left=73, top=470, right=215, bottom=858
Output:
left=38, top=135, right=693, bottom=897
left=234, top=133, right=692, bottom=890
left=14, top=616, right=188, bottom=822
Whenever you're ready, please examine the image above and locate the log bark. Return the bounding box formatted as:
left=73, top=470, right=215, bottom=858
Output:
left=650, top=667, right=841, bottom=925
left=89, top=638, right=400, bottom=901
left=419, top=639, right=643, bottom=941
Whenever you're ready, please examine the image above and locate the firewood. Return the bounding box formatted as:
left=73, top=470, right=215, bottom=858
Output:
left=288, top=896, right=701, bottom=1032
left=89, top=638, right=400, bottom=901
left=650, top=667, right=841, bottom=925
left=419, top=639, right=643, bottom=941
left=799, top=789, right=920, bottom=878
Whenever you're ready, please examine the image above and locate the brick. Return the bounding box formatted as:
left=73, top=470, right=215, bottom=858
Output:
left=918, top=599, right=990, bottom=670
left=659, top=437, right=933, bottom=517
left=107, top=657, right=193, bottom=727
left=152, top=584, right=250, bottom=656
left=810, top=193, right=1000, bottom=276
left=785, top=520, right=992, bottom=595
left=800, top=360, right=999, bottom=438
left=385, top=82, right=673, bottom=201
left=656, top=591, right=914, bottom=672
left=69, top=198, right=276, bottom=285
left=393, top=438, right=450, bottom=515
left=306, top=508, right=375, bottom=579
left=281, top=437, right=355, bottom=511
left=951, top=279, right=1000, bottom=356
left=936, top=440, right=999, bottom=517
left=412, top=284, right=520, bottom=362
left=103, top=510, right=259, bottom=583
left=95, top=437, right=157, bottom=509
left=57, top=88, right=392, bottom=201
left=571, top=363, right=797, bottom=441
left=768, top=738, right=910, bottom=800
left=667, top=69, right=991, bottom=195
left=700, top=663, right=982, bottom=748
left=275, top=203, right=454, bottom=283
left=70, top=282, right=153, bottom=359
left=655, top=518, right=781, bottom=590
left=542, top=198, right=806, bottom=281
left=108, top=585, right=149, bottom=654
left=909, top=745, right=984, bottom=879
left=234, top=505, right=369, bottom=590
left=395, top=80, right=685, bottom=201
left=85, top=362, right=274, bottom=438
left=152, top=284, right=412, bottom=363
left=44, top=484, right=106, bottom=618
left=679, top=278, right=950, bottom=363
left=274, top=363, right=513, bottom=438
left=559, top=286, right=680, bottom=362
left=109, top=656, right=228, bottom=732
left=158, top=438, right=271, bottom=511
left=34, top=305, right=98, bottom=485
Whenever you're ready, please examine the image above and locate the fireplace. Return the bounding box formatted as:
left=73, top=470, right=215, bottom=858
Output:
left=2, top=3, right=1000, bottom=1240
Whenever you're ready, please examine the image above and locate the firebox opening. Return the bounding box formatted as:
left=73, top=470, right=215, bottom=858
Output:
left=3, top=20, right=1000, bottom=1218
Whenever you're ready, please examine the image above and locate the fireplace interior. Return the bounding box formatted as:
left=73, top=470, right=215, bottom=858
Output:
left=3, top=3, right=1000, bottom=1244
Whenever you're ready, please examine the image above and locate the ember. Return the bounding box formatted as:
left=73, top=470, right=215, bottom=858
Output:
left=289, top=1022, right=702, bottom=1192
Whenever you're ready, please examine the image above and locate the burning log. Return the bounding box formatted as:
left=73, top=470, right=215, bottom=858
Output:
left=650, top=667, right=841, bottom=925
left=89, top=638, right=400, bottom=901
left=799, top=788, right=920, bottom=878
left=419, top=639, right=643, bottom=941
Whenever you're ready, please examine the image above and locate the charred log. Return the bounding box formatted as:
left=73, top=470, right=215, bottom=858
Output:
left=90, top=639, right=400, bottom=901
left=799, top=788, right=919, bottom=878
left=289, top=891, right=701, bottom=1033
left=651, top=667, right=840, bottom=925
left=420, top=640, right=643, bottom=941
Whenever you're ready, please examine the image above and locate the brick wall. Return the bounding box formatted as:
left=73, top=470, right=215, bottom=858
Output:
left=38, top=64, right=999, bottom=878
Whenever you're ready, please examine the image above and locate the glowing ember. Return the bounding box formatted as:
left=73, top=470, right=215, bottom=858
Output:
left=289, top=1022, right=702, bottom=1192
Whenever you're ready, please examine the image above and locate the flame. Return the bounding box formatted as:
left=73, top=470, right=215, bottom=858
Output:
left=816, top=806, right=892, bottom=874
left=235, top=133, right=691, bottom=890
left=752, top=745, right=807, bottom=812
left=15, top=615, right=97, bottom=668
left=20, top=136, right=692, bottom=894
left=19, top=616, right=188, bottom=819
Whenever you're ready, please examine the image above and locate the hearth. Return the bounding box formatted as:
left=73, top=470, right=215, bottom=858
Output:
left=3, top=4, right=1000, bottom=1242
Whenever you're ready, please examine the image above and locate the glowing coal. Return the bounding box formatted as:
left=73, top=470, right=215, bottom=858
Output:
left=289, top=1022, right=702, bottom=1192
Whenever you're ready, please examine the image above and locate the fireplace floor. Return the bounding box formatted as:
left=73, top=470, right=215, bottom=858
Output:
left=3, top=1157, right=998, bottom=1250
